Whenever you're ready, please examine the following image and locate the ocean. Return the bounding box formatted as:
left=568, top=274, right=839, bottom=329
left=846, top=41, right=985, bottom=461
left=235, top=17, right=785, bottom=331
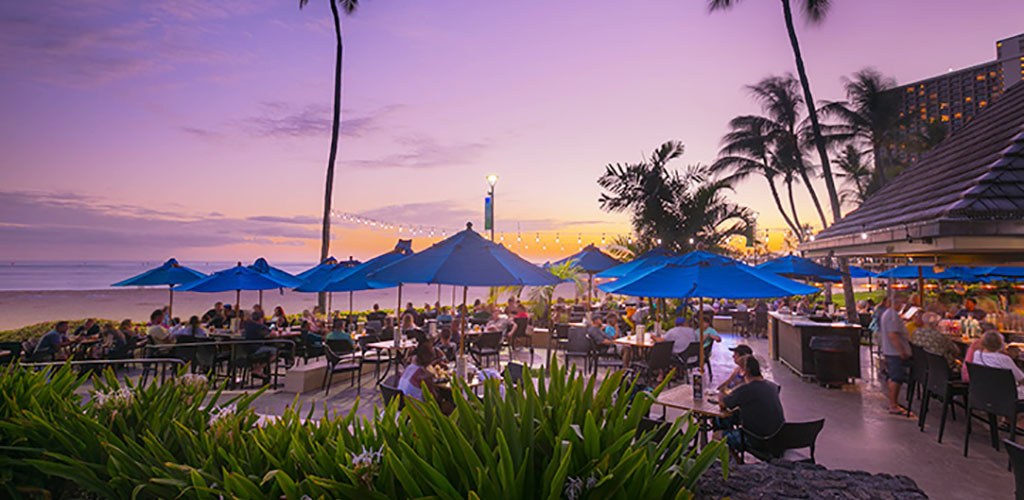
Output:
left=0, top=261, right=316, bottom=291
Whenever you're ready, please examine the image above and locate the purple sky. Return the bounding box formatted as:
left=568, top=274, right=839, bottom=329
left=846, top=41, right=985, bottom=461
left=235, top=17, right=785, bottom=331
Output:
left=1, top=0, right=1022, bottom=263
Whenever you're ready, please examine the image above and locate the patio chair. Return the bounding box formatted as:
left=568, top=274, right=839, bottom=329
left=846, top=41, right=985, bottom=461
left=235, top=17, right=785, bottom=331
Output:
left=505, top=361, right=525, bottom=388
left=673, top=342, right=701, bottom=383
left=1005, top=439, right=1024, bottom=500
left=323, top=339, right=362, bottom=396
left=742, top=419, right=825, bottom=464
left=630, top=340, right=674, bottom=386
left=752, top=310, right=768, bottom=338
left=564, top=326, right=592, bottom=373
left=635, top=416, right=671, bottom=443
left=964, top=362, right=1024, bottom=457
left=365, top=320, right=383, bottom=335
left=469, top=331, right=502, bottom=367
left=905, top=344, right=929, bottom=416
left=0, top=341, right=23, bottom=365
left=918, top=350, right=967, bottom=443
left=732, top=311, right=750, bottom=338
left=379, top=381, right=405, bottom=410
left=358, top=334, right=390, bottom=382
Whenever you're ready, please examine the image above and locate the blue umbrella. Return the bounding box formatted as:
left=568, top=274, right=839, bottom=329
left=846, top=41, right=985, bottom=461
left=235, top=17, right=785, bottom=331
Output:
left=596, top=248, right=674, bottom=279
left=756, top=255, right=842, bottom=283
left=847, top=266, right=876, bottom=278
left=111, top=258, right=207, bottom=318
left=977, top=266, right=1024, bottom=280
left=600, top=250, right=819, bottom=299
left=177, top=263, right=296, bottom=330
left=295, top=257, right=339, bottom=281
left=295, top=257, right=361, bottom=290
left=550, top=244, right=621, bottom=309
left=248, top=257, right=303, bottom=287
left=297, top=251, right=406, bottom=316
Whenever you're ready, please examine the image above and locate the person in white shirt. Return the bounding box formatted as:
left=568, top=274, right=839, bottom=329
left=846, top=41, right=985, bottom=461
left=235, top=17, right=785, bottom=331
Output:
left=661, top=317, right=697, bottom=355
left=973, top=331, right=1024, bottom=399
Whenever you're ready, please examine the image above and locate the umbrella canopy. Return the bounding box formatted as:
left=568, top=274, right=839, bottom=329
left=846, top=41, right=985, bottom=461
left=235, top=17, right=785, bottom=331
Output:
left=370, top=223, right=561, bottom=287
left=756, top=255, right=842, bottom=283
left=596, top=248, right=674, bottom=279
left=111, top=258, right=206, bottom=287
left=296, top=253, right=404, bottom=292
left=977, top=266, right=1024, bottom=280
left=600, top=251, right=819, bottom=299
left=847, top=266, right=876, bottom=278
left=295, top=257, right=360, bottom=288
left=176, top=263, right=295, bottom=293
left=549, top=244, right=621, bottom=274
left=872, top=265, right=983, bottom=280
left=295, top=257, right=339, bottom=281
left=247, top=257, right=303, bottom=288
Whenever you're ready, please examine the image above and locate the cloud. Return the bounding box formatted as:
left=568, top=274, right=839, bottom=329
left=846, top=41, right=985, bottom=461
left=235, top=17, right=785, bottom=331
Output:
left=0, top=190, right=319, bottom=259
left=244, top=102, right=403, bottom=139
left=354, top=201, right=478, bottom=229
left=343, top=135, right=490, bottom=169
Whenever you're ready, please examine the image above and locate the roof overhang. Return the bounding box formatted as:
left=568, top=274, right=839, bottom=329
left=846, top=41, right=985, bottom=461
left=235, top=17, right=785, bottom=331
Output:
left=801, top=219, right=1024, bottom=265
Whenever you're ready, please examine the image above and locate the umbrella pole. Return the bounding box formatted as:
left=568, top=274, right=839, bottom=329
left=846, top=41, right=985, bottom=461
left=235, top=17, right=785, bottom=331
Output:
left=698, top=297, right=704, bottom=375
left=328, top=292, right=333, bottom=320
left=168, top=286, right=173, bottom=321
left=235, top=289, right=241, bottom=332
left=588, top=273, right=593, bottom=312
left=459, top=286, right=468, bottom=358
left=259, top=290, right=263, bottom=311
left=396, top=283, right=403, bottom=330
left=349, top=291, right=354, bottom=316
left=437, top=283, right=441, bottom=304
left=917, top=266, right=925, bottom=310
left=452, top=285, right=456, bottom=309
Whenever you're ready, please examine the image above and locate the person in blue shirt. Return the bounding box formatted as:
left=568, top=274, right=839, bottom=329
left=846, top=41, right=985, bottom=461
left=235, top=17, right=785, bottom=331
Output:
left=35, top=321, right=69, bottom=359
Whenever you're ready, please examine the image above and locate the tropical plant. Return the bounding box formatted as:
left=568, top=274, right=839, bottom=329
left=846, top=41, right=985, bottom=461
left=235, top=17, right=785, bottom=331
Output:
left=0, top=363, right=727, bottom=499
left=605, top=235, right=656, bottom=261
left=819, top=68, right=903, bottom=191
left=833, top=145, right=873, bottom=207
left=909, top=120, right=948, bottom=158
left=300, top=0, right=361, bottom=312
left=599, top=146, right=754, bottom=255
left=709, top=0, right=859, bottom=323
left=526, top=261, right=585, bottom=323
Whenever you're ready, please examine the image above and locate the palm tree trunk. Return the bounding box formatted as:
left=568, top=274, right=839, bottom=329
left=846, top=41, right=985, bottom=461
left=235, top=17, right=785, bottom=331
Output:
left=318, top=0, right=344, bottom=312
left=791, top=142, right=828, bottom=228
left=872, top=137, right=887, bottom=186
left=766, top=174, right=800, bottom=237
left=785, top=177, right=804, bottom=241
left=780, top=0, right=857, bottom=322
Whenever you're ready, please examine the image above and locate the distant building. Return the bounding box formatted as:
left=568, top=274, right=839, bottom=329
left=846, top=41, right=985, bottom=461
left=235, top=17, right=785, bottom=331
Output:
left=891, top=32, right=1024, bottom=163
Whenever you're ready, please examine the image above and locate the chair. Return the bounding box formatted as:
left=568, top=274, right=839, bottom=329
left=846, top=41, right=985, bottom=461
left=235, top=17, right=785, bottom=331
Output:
left=703, top=342, right=715, bottom=383
left=358, top=334, right=390, bottom=382
left=0, top=341, right=23, bottom=365
left=752, top=310, right=768, bottom=337
left=742, top=419, right=825, bottom=464
left=1005, top=439, right=1024, bottom=500
left=323, top=339, right=362, bottom=396
left=631, top=341, right=674, bottom=386
left=634, top=416, right=670, bottom=443
left=300, top=330, right=325, bottom=364
left=507, top=317, right=532, bottom=365
left=470, top=311, right=492, bottom=327
left=564, top=326, right=592, bottom=373
left=732, top=311, right=750, bottom=338
left=365, top=320, right=383, bottom=335
left=673, top=342, right=702, bottom=383
left=469, top=331, right=502, bottom=367
left=505, top=361, right=525, bottom=388
left=964, top=362, right=1024, bottom=457
left=905, top=344, right=928, bottom=416
left=918, top=351, right=967, bottom=443
left=379, top=381, right=405, bottom=410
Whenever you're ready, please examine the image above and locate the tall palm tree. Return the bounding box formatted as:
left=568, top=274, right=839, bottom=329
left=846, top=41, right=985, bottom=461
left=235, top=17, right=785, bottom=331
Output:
left=710, top=0, right=858, bottom=322
left=747, top=75, right=828, bottom=229
left=300, top=0, right=360, bottom=310
left=711, top=115, right=802, bottom=238
left=833, top=145, right=872, bottom=207
left=819, top=68, right=902, bottom=189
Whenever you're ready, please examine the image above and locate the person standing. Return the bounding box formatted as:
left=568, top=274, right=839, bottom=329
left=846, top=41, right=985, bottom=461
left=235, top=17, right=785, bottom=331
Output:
left=880, top=294, right=912, bottom=414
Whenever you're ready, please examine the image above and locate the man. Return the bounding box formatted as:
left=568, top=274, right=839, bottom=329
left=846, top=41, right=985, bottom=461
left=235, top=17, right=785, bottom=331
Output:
left=718, top=356, right=785, bottom=452
left=910, top=312, right=961, bottom=372
left=148, top=309, right=174, bottom=347
left=880, top=294, right=912, bottom=414
left=661, top=317, right=696, bottom=355
left=953, top=298, right=987, bottom=321
left=35, top=321, right=70, bottom=359
left=243, top=310, right=276, bottom=379
left=72, top=318, right=100, bottom=338
left=203, top=302, right=227, bottom=329
left=367, top=304, right=387, bottom=322
left=717, top=344, right=754, bottom=394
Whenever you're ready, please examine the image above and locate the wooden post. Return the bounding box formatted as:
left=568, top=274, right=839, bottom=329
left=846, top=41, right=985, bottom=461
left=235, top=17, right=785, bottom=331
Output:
left=917, top=266, right=925, bottom=310
left=697, top=297, right=705, bottom=374
left=459, top=286, right=468, bottom=357
left=168, top=286, right=174, bottom=320
left=259, top=290, right=263, bottom=311
left=234, top=289, right=241, bottom=332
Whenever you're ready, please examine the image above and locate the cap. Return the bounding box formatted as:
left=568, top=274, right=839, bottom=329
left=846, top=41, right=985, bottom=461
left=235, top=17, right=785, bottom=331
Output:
left=674, top=317, right=686, bottom=326
left=729, top=344, right=753, bottom=356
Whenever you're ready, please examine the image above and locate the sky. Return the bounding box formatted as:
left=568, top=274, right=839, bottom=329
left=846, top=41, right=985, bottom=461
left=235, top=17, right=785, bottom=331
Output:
left=1, top=0, right=1022, bottom=263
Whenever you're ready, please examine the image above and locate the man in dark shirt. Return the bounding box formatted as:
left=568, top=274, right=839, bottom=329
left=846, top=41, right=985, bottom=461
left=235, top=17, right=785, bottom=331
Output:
left=72, top=318, right=100, bottom=338
left=953, top=298, right=987, bottom=321
left=719, top=356, right=785, bottom=451
left=243, top=311, right=276, bottom=378
left=367, top=304, right=387, bottom=322
left=35, top=321, right=70, bottom=359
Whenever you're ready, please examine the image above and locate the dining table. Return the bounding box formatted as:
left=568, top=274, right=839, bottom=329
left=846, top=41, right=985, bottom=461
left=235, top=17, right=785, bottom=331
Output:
left=366, top=339, right=418, bottom=383
left=653, top=384, right=733, bottom=449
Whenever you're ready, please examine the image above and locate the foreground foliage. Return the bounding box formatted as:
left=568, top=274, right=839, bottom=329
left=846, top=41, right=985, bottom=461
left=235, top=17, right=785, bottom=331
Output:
left=0, top=361, right=726, bottom=499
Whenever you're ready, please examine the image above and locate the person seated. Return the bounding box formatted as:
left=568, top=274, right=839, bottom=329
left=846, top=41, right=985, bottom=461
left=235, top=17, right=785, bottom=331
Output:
left=954, top=298, right=987, bottom=321
left=101, top=323, right=129, bottom=359
left=34, top=321, right=70, bottom=360
left=403, top=302, right=420, bottom=326
left=118, top=319, right=139, bottom=341
left=972, top=331, right=1024, bottom=399
left=177, top=316, right=208, bottom=339
left=243, top=311, right=277, bottom=379
left=660, top=317, right=696, bottom=355
left=147, top=309, right=175, bottom=351
left=400, top=312, right=418, bottom=337
left=437, top=306, right=454, bottom=324
left=252, top=304, right=266, bottom=323
left=717, top=356, right=785, bottom=454
left=202, top=302, right=224, bottom=324
left=367, top=304, right=388, bottom=323
left=398, top=340, right=444, bottom=403
left=696, top=317, right=722, bottom=347
left=437, top=328, right=457, bottom=362
left=716, top=344, right=754, bottom=394
left=72, top=318, right=100, bottom=339
left=270, top=306, right=289, bottom=329
left=326, top=317, right=351, bottom=342
left=910, top=312, right=960, bottom=373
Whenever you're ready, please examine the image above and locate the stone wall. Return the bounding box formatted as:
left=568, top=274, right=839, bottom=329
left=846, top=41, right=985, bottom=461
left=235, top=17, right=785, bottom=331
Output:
left=696, top=459, right=928, bottom=499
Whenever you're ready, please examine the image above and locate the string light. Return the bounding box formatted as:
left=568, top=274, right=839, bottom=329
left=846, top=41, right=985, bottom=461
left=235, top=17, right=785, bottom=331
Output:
left=535, top=233, right=540, bottom=243
left=601, top=233, right=605, bottom=245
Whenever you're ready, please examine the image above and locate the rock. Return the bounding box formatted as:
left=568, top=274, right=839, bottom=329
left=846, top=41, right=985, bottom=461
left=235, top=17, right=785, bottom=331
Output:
left=695, top=460, right=928, bottom=500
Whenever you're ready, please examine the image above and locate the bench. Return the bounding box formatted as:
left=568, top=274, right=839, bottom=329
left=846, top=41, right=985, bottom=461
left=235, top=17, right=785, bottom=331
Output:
left=283, top=359, right=375, bottom=394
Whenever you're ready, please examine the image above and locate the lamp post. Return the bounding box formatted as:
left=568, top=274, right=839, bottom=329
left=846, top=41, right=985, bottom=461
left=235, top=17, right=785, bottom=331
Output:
left=486, top=174, right=498, bottom=241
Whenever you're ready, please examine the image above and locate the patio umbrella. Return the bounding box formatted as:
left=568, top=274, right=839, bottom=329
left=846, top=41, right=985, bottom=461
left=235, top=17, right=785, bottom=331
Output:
left=756, top=255, right=842, bottom=282
left=176, top=263, right=295, bottom=331
left=111, top=258, right=206, bottom=319
left=549, top=244, right=621, bottom=311
left=370, top=222, right=560, bottom=355
left=293, top=257, right=360, bottom=317
left=872, top=265, right=979, bottom=280
left=847, top=266, right=876, bottom=278
left=295, top=246, right=409, bottom=316
left=596, top=248, right=674, bottom=279
left=600, top=250, right=818, bottom=373
left=295, top=256, right=339, bottom=281
left=247, top=257, right=303, bottom=310
left=977, top=266, right=1024, bottom=280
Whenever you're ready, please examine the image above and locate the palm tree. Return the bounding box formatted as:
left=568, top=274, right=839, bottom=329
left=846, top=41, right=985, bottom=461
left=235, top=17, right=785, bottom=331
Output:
left=833, top=145, right=872, bottom=207
left=526, top=261, right=585, bottom=325
left=300, top=0, right=360, bottom=310
left=710, top=0, right=858, bottom=322
left=711, top=114, right=802, bottom=238
left=819, top=68, right=902, bottom=189
left=605, top=234, right=656, bottom=261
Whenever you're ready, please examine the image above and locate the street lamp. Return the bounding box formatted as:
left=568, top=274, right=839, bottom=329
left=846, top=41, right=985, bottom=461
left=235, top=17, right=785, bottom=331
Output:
left=486, top=174, right=498, bottom=241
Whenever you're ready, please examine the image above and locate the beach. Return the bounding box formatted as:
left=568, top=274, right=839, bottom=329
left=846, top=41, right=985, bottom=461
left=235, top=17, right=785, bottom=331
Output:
left=0, top=283, right=587, bottom=331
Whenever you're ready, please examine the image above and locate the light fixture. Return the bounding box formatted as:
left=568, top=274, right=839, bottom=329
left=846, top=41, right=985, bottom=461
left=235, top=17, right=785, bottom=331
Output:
left=861, top=232, right=868, bottom=240
left=688, top=237, right=694, bottom=245
left=601, top=233, right=605, bottom=245
left=656, top=238, right=662, bottom=245
left=486, top=174, right=499, bottom=187
left=535, top=234, right=540, bottom=243
left=517, top=234, right=521, bottom=242
left=555, top=234, right=560, bottom=243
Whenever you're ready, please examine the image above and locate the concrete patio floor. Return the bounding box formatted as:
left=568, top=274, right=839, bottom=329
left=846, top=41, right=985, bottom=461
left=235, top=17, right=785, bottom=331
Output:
left=74, top=333, right=1015, bottom=499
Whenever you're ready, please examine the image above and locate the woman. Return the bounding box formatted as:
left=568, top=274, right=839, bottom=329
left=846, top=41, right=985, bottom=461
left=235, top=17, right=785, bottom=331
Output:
left=270, top=306, right=288, bottom=329
left=302, top=309, right=322, bottom=334
left=971, top=331, right=1024, bottom=398
left=400, top=312, right=417, bottom=335
left=398, top=340, right=442, bottom=402
left=119, top=319, right=138, bottom=340
left=101, top=323, right=129, bottom=359
left=437, top=328, right=457, bottom=362
left=179, top=316, right=207, bottom=339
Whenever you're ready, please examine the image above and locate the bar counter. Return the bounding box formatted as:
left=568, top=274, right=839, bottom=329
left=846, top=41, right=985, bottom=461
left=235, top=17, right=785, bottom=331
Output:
left=769, top=312, right=862, bottom=380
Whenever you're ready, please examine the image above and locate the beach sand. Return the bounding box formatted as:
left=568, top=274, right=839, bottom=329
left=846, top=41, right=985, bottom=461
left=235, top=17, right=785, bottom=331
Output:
left=0, top=283, right=586, bottom=331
